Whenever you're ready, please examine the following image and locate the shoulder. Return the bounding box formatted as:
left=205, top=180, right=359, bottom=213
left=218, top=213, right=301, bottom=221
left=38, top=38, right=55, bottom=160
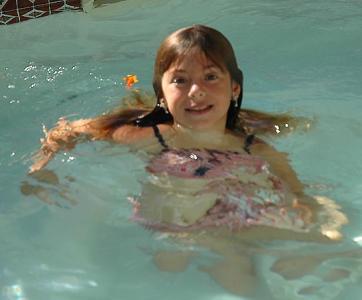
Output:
left=249, top=137, right=283, bottom=160
left=111, top=125, right=152, bottom=144
left=112, top=124, right=170, bottom=144
left=249, top=137, right=304, bottom=194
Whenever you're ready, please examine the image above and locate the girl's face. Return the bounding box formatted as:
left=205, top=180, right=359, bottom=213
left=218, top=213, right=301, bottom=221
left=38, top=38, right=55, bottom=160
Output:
left=161, top=50, right=240, bottom=132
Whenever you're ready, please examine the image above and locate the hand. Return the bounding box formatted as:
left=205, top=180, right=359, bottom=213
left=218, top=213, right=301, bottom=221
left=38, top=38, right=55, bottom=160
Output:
left=29, top=118, right=77, bottom=173
left=29, top=148, right=55, bottom=174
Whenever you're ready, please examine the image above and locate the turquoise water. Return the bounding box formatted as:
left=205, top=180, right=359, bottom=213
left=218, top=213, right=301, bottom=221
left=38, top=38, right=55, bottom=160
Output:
left=1, top=0, right=362, bottom=299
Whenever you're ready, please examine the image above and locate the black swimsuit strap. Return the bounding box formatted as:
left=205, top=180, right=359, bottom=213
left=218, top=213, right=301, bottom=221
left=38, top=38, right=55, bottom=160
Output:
left=243, top=134, right=255, bottom=154
left=152, top=125, right=169, bottom=149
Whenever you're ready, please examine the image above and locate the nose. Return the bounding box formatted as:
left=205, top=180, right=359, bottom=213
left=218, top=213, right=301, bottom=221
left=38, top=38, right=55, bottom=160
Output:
left=188, top=83, right=205, bottom=101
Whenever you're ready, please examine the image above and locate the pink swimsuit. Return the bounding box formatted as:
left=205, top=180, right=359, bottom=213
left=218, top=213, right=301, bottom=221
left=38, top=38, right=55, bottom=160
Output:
left=130, top=126, right=308, bottom=233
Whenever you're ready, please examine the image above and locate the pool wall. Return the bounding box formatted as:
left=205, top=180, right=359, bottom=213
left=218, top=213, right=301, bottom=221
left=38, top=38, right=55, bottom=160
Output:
left=0, top=0, right=82, bottom=24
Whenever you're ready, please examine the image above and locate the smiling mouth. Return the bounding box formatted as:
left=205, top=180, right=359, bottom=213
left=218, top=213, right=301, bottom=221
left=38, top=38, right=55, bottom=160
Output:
left=185, top=105, right=213, bottom=114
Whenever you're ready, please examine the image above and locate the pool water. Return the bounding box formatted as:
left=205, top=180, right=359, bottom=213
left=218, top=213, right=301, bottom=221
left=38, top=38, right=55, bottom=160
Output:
left=1, top=0, right=362, bottom=299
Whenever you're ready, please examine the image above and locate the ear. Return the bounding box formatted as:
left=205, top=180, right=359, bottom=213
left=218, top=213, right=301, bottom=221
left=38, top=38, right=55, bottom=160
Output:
left=159, top=98, right=169, bottom=112
left=231, top=81, right=241, bottom=99
left=160, top=98, right=167, bottom=105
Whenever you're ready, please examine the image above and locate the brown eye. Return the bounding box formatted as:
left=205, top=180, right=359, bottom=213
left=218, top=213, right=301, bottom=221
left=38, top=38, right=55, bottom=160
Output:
left=205, top=74, right=218, bottom=81
left=171, top=77, right=187, bottom=85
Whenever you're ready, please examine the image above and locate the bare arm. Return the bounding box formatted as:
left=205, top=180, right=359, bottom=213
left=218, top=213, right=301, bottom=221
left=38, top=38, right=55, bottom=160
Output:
left=251, top=139, right=303, bottom=194
left=29, top=118, right=97, bottom=173
left=250, top=139, right=325, bottom=223
left=29, top=117, right=158, bottom=173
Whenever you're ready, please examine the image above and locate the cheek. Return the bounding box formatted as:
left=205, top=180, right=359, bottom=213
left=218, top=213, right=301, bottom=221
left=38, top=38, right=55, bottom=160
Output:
left=167, top=96, right=183, bottom=113
left=164, top=88, right=184, bottom=104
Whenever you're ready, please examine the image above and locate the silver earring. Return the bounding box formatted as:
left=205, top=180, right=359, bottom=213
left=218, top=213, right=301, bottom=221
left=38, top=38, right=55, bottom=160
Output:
left=158, top=99, right=169, bottom=114
left=232, top=95, right=238, bottom=108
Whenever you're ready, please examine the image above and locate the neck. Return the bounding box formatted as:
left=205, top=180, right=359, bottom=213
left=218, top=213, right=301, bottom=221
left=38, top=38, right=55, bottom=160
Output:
left=172, top=123, right=227, bottom=147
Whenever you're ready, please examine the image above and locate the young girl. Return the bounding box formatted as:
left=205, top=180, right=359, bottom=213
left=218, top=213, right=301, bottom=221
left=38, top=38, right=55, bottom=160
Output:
left=29, top=25, right=350, bottom=297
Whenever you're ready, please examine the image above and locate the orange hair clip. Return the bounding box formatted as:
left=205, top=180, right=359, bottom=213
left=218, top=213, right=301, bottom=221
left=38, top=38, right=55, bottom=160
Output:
left=123, top=74, right=139, bottom=89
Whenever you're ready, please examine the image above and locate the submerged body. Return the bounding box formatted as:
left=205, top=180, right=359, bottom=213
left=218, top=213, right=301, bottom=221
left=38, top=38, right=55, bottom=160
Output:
left=133, top=148, right=301, bottom=230
left=128, top=126, right=344, bottom=240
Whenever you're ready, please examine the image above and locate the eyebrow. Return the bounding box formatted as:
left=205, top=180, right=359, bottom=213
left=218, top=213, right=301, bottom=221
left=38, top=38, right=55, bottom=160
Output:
left=170, top=64, right=222, bottom=73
